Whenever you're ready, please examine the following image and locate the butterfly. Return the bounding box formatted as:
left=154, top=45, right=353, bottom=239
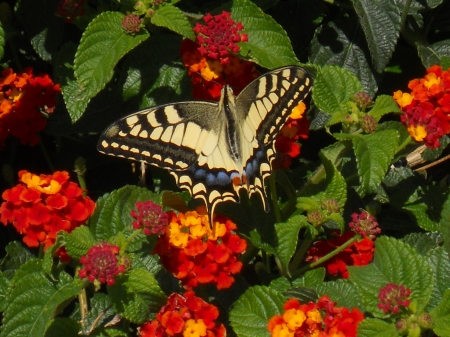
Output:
left=98, top=66, right=312, bottom=226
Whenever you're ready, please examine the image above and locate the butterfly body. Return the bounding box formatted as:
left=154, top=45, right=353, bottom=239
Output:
left=98, top=66, right=312, bottom=225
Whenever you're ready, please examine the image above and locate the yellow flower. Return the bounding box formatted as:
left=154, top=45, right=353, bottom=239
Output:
left=407, top=125, right=427, bottom=142
left=271, top=323, right=294, bottom=337
left=183, top=319, right=207, bottom=337
left=306, top=308, right=322, bottom=324
left=168, top=222, right=189, bottom=248
left=20, top=172, right=61, bottom=194
left=290, top=102, right=306, bottom=119
left=201, top=59, right=222, bottom=81
left=190, top=223, right=208, bottom=238
left=393, top=90, right=413, bottom=108
left=9, top=87, right=24, bottom=102
left=209, top=221, right=227, bottom=240
left=424, top=72, right=440, bottom=89
left=283, top=308, right=306, bottom=330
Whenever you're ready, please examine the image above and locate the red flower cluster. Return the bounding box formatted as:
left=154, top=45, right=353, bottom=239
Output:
left=0, top=68, right=60, bottom=148
left=306, top=231, right=374, bottom=279
left=122, top=13, right=141, bottom=35
left=56, top=0, right=86, bottom=23
left=194, top=11, right=248, bottom=65
left=139, top=291, right=226, bottom=337
left=0, top=170, right=95, bottom=253
left=349, top=210, right=381, bottom=240
left=268, top=296, right=364, bottom=337
left=273, top=102, right=310, bottom=170
left=78, top=243, right=126, bottom=286
left=153, top=210, right=247, bottom=290
left=131, top=200, right=169, bottom=235
left=378, top=283, right=411, bottom=314
left=394, top=65, right=450, bottom=148
left=181, top=38, right=259, bottom=101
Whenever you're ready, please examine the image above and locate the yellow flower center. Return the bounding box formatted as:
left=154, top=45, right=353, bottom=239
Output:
left=271, top=323, right=294, bottom=337
left=424, top=72, right=440, bottom=89
left=393, top=91, right=413, bottom=108
left=290, top=102, right=306, bottom=119
left=20, top=172, right=62, bottom=194
left=407, top=125, right=427, bottom=141
left=283, top=308, right=306, bottom=330
left=183, top=319, right=207, bottom=337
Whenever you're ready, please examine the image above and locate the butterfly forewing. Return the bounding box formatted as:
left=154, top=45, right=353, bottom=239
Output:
left=97, top=66, right=312, bottom=225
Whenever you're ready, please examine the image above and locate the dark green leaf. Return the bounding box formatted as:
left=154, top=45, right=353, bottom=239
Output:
left=151, top=5, right=195, bottom=40
left=0, top=22, right=4, bottom=61
left=1, top=260, right=81, bottom=337
left=74, top=12, right=149, bottom=110
left=63, top=226, right=96, bottom=260
left=0, top=271, right=10, bottom=311
left=310, top=17, right=379, bottom=96
left=426, top=248, right=450, bottom=311
left=417, top=40, right=450, bottom=68
left=314, top=279, right=363, bottom=310
left=401, top=232, right=442, bottom=256
left=292, top=268, right=326, bottom=288
left=229, top=286, right=285, bottom=337
left=82, top=293, right=116, bottom=335
left=45, top=318, right=80, bottom=337
left=353, top=0, right=400, bottom=72
left=368, top=95, right=402, bottom=121
left=1, top=242, right=34, bottom=280
left=232, top=0, right=299, bottom=68
left=282, top=287, right=319, bottom=303
left=430, top=289, right=450, bottom=337
left=357, top=318, right=398, bottom=337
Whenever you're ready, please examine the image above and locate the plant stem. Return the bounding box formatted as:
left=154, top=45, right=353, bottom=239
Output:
left=269, top=173, right=282, bottom=223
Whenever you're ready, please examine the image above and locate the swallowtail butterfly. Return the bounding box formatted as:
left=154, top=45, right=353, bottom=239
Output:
left=98, top=66, right=312, bottom=225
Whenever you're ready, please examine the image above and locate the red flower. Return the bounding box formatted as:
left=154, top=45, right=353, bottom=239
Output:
left=56, top=0, right=85, bottom=23
left=78, top=243, right=126, bottom=286
left=0, top=170, right=95, bottom=258
left=0, top=68, right=60, bottom=148
left=153, top=210, right=247, bottom=290
left=130, top=200, right=169, bottom=235
left=378, top=283, right=411, bottom=314
left=139, top=291, right=225, bottom=337
left=306, top=230, right=374, bottom=279
left=349, top=210, right=381, bottom=239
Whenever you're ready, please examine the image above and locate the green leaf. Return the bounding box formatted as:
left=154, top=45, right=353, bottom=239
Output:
left=45, top=318, right=80, bottom=337
left=248, top=230, right=277, bottom=255
left=292, top=268, right=326, bottom=288
left=0, top=272, right=10, bottom=311
left=81, top=293, right=116, bottom=335
left=401, top=232, right=442, bottom=256
left=109, top=268, right=166, bottom=324
left=275, top=215, right=309, bottom=275
left=417, top=40, right=450, bottom=68
left=335, top=130, right=399, bottom=196
left=1, top=242, right=34, bottom=279
left=377, top=121, right=410, bottom=152
left=321, top=152, right=348, bottom=204
left=63, top=226, right=96, bottom=260
left=1, top=260, right=81, bottom=337
left=315, top=279, right=363, bottom=310
left=426, top=247, right=450, bottom=311
left=89, top=185, right=161, bottom=245
left=151, top=5, right=195, bottom=40
left=431, top=289, right=450, bottom=337
left=368, top=95, right=402, bottom=121
left=357, top=318, right=398, bottom=337
left=353, top=0, right=400, bottom=73
left=16, top=0, right=64, bottom=61
left=0, top=22, right=4, bottom=61
left=232, top=0, right=299, bottom=68
left=282, top=287, right=319, bottom=304
left=348, top=236, right=434, bottom=316
left=310, top=17, right=378, bottom=96
left=229, top=286, right=285, bottom=337
left=313, top=65, right=363, bottom=116
left=74, top=12, right=149, bottom=109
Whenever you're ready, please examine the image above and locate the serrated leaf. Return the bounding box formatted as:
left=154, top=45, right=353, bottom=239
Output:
left=0, top=22, right=4, bottom=61
left=45, top=318, right=80, bottom=337
left=310, top=17, right=379, bottom=96
left=1, top=242, right=34, bottom=279
left=401, top=232, right=442, bottom=256
left=377, top=121, right=410, bottom=151
left=348, top=236, right=434, bottom=316
left=0, top=272, right=10, bottom=311
left=417, top=39, right=450, bottom=68
left=109, top=268, right=166, bottom=324
left=229, top=286, right=285, bottom=337
left=89, top=185, right=161, bottom=245
left=63, top=226, right=96, bottom=260
left=232, top=0, right=299, bottom=68
left=368, top=95, right=402, bottom=121
left=292, top=268, right=326, bottom=288
left=314, top=279, right=363, bottom=310
left=426, top=247, right=450, bottom=311
left=313, top=65, right=363, bottom=116
left=431, top=289, right=450, bottom=337
left=1, top=260, right=81, bottom=337
left=335, top=130, right=398, bottom=196
left=357, top=318, right=398, bottom=337
left=248, top=230, right=277, bottom=255
left=82, top=293, right=116, bottom=335
left=275, top=215, right=309, bottom=275
left=282, top=287, right=319, bottom=303
left=353, top=0, right=400, bottom=72
left=151, top=5, right=195, bottom=40
left=74, top=12, right=149, bottom=110
left=16, top=0, right=64, bottom=61
left=422, top=135, right=450, bottom=162
left=321, top=152, right=347, bottom=204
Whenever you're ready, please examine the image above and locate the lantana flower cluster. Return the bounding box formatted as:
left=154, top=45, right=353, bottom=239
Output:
left=0, top=170, right=95, bottom=254
left=378, top=283, right=412, bottom=314
left=56, top=0, right=86, bottom=23
left=131, top=200, right=169, bottom=235
left=393, top=65, right=450, bottom=148
left=306, top=230, right=374, bottom=279
left=78, top=243, right=127, bottom=286
left=0, top=68, right=60, bottom=148
left=139, top=291, right=226, bottom=337
left=268, top=296, right=364, bottom=337
left=153, top=210, right=247, bottom=290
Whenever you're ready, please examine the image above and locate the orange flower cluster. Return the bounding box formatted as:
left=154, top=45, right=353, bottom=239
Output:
left=0, top=68, right=60, bottom=148
left=139, top=291, right=226, bottom=337
left=153, top=210, right=247, bottom=290
left=0, top=170, right=95, bottom=255
left=180, top=37, right=259, bottom=101
left=306, top=231, right=374, bottom=279
left=273, top=102, right=310, bottom=170
left=393, top=65, right=450, bottom=148
left=268, top=296, right=364, bottom=337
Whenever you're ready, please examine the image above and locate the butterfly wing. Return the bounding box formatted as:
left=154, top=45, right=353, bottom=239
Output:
left=233, top=66, right=312, bottom=210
